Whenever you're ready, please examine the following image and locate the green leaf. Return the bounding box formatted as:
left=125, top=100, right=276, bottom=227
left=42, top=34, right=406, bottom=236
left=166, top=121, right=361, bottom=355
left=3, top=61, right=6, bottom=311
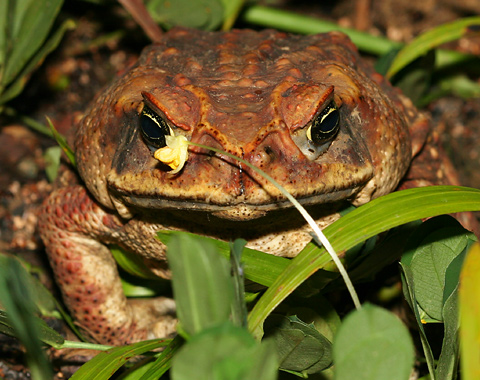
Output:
left=70, top=339, right=170, bottom=380
left=435, top=286, right=460, bottom=380
left=0, top=310, right=64, bottom=348
left=344, top=222, right=421, bottom=285
left=0, top=311, right=17, bottom=337
left=400, top=263, right=436, bottom=379
left=443, top=243, right=470, bottom=304
left=120, top=276, right=166, bottom=298
left=44, top=145, right=62, bottom=182
left=157, top=230, right=290, bottom=287
left=409, top=223, right=472, bottom=321
left=459, top=243, right=480, bottom=380
left=248, top=186, right=480, bottom=339
left=0, top=1, right=7, bottom=71
left=0, top=255, right=65, bottom=347
left=47, top=116, right=76, bottom=166
left=2, top=0, right=63, bottom=85
left=0, top=256, right=55, bottom=380
left=0, top=252, right=86, bottom=340
left=333, top=304, right=414, bottom=380
left=289, top=294, right=341, bottom=343
left=392, top=50, right=435, bottom=105
left=374, top=48, right=401, bottom=76
left=166, top=232, right=234, bottom=337
left=439, top=75, right=480, bottom=100
left=230, top=239, right=248, bottom=328
left=171, top=322, right=278, bottom=380
left=387, top=17, right=480, bottom=78
left=136, top=335, right=183, bottom=380
left=220, top=0, right=245, bottom=31
left=264, top=315, right=332, bottom=375
left=0, top=17, right=75, bottom=105
left=110, top=245, right=159, bottom=280
left=146, top=0, right=224, bottom=30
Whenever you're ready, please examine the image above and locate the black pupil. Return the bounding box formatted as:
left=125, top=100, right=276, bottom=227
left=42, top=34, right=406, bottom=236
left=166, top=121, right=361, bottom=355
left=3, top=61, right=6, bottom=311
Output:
left=321, top=109, right=339, bottom=133
left=140, top=107, right=171, bottom=148
left=310, top=105, right=339, bottom=143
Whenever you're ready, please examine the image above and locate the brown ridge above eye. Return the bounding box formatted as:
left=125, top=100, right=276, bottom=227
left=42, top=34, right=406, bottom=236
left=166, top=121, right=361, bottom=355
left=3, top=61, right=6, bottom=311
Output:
left=140, top=105, right=174, bottom=149
left=306, top=102, right=340, bottom=145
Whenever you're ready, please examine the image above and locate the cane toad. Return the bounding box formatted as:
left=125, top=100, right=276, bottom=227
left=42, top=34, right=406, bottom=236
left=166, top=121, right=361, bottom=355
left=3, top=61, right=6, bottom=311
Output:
left=38, top=28, right=456, bottom=344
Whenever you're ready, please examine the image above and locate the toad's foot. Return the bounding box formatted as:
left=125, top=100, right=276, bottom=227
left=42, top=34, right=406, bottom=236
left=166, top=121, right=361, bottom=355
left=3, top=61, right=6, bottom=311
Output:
left=38, top=185, right=175, bottom=344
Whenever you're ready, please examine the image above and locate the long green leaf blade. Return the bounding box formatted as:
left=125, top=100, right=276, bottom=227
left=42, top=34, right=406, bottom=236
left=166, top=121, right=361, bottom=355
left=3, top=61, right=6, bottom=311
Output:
left=459, top=243, right=480, bottom=380
left=0, top=257, right=54, bottom=380
left=400, top=264, right=436, bottom=379
left=0, top=18, right=74, bottom=105
left=2, top=0, right=63, bottom=85
left=138, top=336, right=183, bottom=380
left=248, top=186, right=480, bottom=338
left=166, top=233, right=234, bottom=337
left=387, top=17, right=480, bottom=78
left=157, top=230, right=290, bottom=287
left=0, top=1, right=7, bottom=76
left=70, top=339, right=169, bottom=380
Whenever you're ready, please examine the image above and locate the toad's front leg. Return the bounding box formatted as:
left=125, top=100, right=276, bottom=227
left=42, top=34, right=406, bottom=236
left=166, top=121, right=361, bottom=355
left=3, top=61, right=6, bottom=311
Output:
left=38, top=185, right=176, bottom=345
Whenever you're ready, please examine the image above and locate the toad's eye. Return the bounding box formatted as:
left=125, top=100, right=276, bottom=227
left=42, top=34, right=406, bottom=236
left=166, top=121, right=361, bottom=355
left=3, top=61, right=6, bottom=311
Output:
left=140, top=106, right=174, bottom=149
left=306, top=102, right=340, bottom=144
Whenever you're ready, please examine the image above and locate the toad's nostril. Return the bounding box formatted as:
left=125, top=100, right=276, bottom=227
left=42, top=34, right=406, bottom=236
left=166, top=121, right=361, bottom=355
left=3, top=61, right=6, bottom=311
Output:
left=264, top=146, right=276, bottom=162
left=262, top=145, right=278, bottom=165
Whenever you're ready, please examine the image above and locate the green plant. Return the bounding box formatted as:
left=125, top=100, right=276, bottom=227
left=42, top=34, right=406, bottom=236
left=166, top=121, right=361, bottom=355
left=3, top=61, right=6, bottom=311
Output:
left=2, top=186, right=479, bottom=379
left=0, top=0, right=74, bottom=111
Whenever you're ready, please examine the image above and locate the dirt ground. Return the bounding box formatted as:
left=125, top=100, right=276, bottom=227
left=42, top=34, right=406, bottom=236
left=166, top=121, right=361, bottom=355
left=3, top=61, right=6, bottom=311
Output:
left=0, top=0, right=479, bottom=378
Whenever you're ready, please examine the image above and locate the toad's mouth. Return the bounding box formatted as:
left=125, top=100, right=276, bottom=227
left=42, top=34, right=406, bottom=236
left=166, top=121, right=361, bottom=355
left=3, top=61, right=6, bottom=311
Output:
left=107, top=159, right=374, bottom=221
left=110, top=185, right=361, bottom=220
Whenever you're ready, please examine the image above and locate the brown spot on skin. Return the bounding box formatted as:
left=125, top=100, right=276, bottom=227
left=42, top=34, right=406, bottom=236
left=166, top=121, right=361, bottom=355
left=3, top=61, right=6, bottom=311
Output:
left=163, top=47, right=180, bottom=57
left=254, top=80, right=269, bottom=88
left=238, top=77, right=254, bottom=87
left=66, top=261, right=82, bottom=274
left=287, top=68, right=303, bottom=78
left=242, top=64, right=260, bottom=77
left=174, top=74, right=191, bottom=86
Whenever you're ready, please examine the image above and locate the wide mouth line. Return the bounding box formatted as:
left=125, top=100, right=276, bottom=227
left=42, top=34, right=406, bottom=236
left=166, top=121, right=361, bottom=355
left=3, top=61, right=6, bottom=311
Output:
left=111, top=186, right=360, bottom=211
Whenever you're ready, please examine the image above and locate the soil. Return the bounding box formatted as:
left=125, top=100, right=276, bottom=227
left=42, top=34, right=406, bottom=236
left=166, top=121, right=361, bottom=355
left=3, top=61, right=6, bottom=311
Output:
left=0, top=0, right=479, bottom=378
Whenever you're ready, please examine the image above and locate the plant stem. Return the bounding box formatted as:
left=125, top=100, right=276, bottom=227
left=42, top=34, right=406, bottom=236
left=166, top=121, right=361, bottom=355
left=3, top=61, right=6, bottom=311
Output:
left=241, top=5, right=399, bottom=56
left=241, top=5, right=474, bottom=70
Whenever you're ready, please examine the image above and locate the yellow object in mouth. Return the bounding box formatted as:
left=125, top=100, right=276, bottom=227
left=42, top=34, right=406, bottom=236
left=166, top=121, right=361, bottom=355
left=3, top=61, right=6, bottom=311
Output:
left=154, top=135, right=189, bottom=174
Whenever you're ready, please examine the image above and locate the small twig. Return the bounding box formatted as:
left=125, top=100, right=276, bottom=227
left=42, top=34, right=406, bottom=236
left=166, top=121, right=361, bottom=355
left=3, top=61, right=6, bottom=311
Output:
left=354, top=0, right=371, bottom=31
left=118, top=0, right=163, bottom=43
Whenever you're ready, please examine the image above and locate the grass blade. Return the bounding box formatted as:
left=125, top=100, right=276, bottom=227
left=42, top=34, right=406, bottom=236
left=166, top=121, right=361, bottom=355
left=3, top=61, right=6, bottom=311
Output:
left=387, top=17, right=480, bottom=78
left=166, top=233, right=234, bottom=337
left=248, top=186, right=480, bottom=338
left=0, top=256, right=55, bottom=379
left=70, top=339, right=169, bottom=380
left=138, top=336, right=183, bottom=380
left=459, top=243, right=480, bottom=380
left=2, top=0, right=62, bottom=85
